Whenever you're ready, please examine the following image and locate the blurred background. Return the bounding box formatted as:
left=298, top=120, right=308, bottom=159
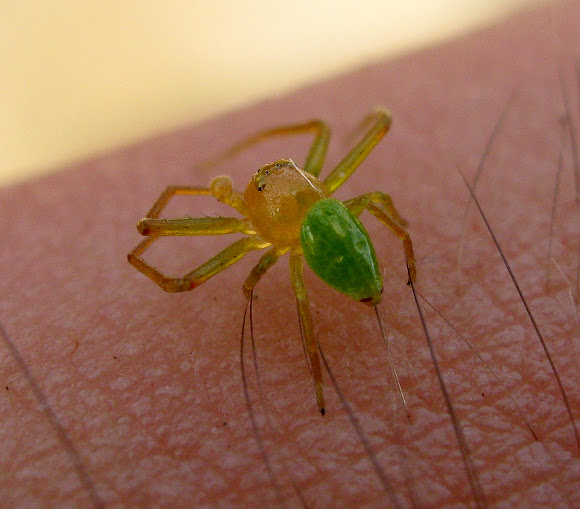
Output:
left=0, top=0, right=548, bottom=186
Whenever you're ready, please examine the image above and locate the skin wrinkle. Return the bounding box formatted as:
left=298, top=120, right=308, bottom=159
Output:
left=0, top=1, right=579, bottom=507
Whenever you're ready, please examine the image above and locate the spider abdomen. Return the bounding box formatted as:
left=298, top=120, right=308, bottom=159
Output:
left=300, top=198, right=383, bottom=305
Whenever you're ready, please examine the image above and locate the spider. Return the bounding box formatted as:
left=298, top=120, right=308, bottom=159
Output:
left=128, top=110, right=416, bottom=414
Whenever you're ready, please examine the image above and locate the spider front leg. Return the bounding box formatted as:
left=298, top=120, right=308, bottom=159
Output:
left=145, top=178, right=248, bottom=220
left=323, top=110, right=392, bottom=194
left=129, top=235, right=270, bottom=292
left=289, top=251, right=325, bottom=415
left=199, top=120, right=331, bottom=178
left=129, top=184, right=268, bottom=292
left=345, top=191, right=417, bottom=284
left=144, top=185, right=211, bottom=218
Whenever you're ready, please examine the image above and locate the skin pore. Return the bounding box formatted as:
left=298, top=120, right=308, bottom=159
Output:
left=0, top=1, right=579, bottom=507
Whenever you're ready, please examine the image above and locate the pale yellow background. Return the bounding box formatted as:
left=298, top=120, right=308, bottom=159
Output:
left=0, top=0, right=547, bottom=185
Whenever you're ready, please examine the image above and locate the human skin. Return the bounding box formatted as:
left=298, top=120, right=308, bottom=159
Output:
left=1, top=1, right=579, bottom=508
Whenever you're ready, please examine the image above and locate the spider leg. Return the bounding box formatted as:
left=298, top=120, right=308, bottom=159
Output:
left=344, top=190, right=408, bottom=227
left=322, top=110, right=392, bottom=194
left=144, top=186, right=211, bottom=218
left=137, top=216, right=255, bottom=237
left=198, top=120, right=331, bottom=178
left=128, top=235, right=270, bottom=293
left=145, top=182, right=250, bottom=218
left=289, top=250, right=325, bottom=414
left=242, top=246, right=287, bottom=299
left=129, top=175, right=264, bottom=290
left=345, top=191, right=416, bottom=284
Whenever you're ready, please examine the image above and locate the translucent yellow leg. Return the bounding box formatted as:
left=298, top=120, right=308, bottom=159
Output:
left=128, top=183, right=268, bottom=292
left=198, top=120, right=331, bottom=177
left=242, top=247, right=287, bottom=299
left=137, top=217, right=255, bottom=237
left=345, top=191, right=416, bottom=284
left=128, top=236, right=270, bottom=292
left=144, top=186, right=211, bottom=218
left=323, top=110, right=392, bottom=194
left=289, top=250, right=325, bottom=414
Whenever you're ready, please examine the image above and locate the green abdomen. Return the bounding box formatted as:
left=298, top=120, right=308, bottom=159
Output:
left=300, top=198, right=382, bottom=304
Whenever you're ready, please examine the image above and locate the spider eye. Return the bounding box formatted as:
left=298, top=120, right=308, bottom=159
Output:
left=264, top=170, right=270, bottom=175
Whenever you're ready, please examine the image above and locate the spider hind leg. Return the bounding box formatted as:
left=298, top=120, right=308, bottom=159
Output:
left=345, top=191, right=416, bottom=284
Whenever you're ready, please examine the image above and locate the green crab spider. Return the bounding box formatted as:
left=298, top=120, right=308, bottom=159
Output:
left=128, top=110, right=416, bottom=415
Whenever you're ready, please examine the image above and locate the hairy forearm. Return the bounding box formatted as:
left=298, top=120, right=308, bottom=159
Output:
left=1, top=1, right=579, bottom=507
